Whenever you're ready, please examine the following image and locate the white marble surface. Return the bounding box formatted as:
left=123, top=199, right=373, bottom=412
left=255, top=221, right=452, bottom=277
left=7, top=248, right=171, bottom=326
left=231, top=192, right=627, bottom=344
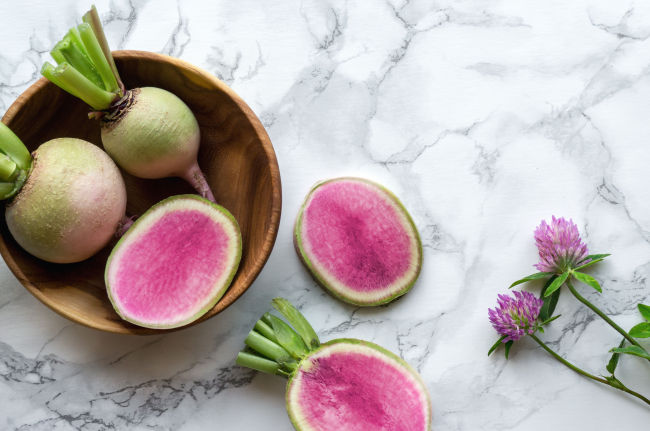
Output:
left=1, top=0, right=649, bottom=429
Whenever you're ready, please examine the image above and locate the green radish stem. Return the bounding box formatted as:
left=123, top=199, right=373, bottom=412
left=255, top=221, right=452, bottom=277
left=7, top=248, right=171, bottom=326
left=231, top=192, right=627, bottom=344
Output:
left=78, top=22, right=120, bottom=94
left=41, top=6, right=122, bottom=111
left=0, top=124, right=31, bottom=200
left=238, top=299, right=321, bottom=378
left=41, top=62, right=115, bottom=111
left=51, top=32, right=103, bottom=89
left=236, top=352, right=283, bottom=376
left=83, top=5, right=123, bottom=93
left=272, top=298, right=320, bottom=350
left=255, top=319, right=279, bottom=343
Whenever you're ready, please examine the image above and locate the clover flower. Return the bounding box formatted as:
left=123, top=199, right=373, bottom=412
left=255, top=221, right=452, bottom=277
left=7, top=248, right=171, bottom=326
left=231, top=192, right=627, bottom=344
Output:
left=488, top=291, right=544, bottom=342
left=534, top=216, right=589, bottom=274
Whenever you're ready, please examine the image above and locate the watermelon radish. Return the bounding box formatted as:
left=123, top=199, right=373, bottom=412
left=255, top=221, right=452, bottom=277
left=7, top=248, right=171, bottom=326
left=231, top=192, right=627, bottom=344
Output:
left=0, top=124, right=127, bottom=263
left=236, top=298, right=431, bottom=431
left=294, top=178, right=422, bottom=306
left=105, top=195, right=241, bottom=329
left=40, top=6, right=215, bottom=201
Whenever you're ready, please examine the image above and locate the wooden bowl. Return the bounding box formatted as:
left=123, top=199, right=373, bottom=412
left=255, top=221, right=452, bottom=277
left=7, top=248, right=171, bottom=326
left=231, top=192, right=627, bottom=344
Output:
left=0, top=51, right=281, bottom=334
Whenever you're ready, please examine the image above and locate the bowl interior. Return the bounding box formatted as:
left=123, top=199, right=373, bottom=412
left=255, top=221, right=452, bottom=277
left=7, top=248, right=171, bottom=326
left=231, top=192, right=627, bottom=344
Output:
left=0, top=51, right=281, bottom=334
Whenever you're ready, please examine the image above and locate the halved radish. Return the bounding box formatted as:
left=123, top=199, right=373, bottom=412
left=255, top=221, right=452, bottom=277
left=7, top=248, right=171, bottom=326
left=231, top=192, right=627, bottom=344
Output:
left=236, top=299, right=431, bottom=431
left=105, top=195, right=241, bottom=329
left=294, top=178, right=422, bottom=306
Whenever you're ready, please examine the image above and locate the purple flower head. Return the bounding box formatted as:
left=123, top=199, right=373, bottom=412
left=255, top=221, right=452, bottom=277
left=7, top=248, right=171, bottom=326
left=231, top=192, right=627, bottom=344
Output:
left=534, top=216, right=589, bottom=274
left=488, top=291, right=544, bottom=342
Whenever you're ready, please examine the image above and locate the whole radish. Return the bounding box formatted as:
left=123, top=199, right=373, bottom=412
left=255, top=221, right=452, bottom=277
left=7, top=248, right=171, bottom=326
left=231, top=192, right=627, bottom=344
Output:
left=0, top=124, right=127, bottom=263
left=41, top=6, right=214, bottom=201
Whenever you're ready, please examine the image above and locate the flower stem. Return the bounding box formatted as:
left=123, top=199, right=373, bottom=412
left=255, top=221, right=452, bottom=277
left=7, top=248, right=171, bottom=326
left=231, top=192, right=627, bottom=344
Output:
left=530, top=334, right=650, bottom=405
left=566, top=279, right=648, bottom=353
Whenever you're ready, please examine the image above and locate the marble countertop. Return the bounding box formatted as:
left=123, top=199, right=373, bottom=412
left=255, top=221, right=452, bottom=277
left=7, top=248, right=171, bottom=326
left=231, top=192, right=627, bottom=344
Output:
left=1, top=0, right=649, bottom=429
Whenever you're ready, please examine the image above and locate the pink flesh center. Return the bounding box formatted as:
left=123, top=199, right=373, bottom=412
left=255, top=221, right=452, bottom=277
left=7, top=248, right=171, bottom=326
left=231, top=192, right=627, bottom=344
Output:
left=303, top=181, right=413, bottom=292
left=112, top=209, right=230, bottom=324
left=295, top=349, right=426, bottom=431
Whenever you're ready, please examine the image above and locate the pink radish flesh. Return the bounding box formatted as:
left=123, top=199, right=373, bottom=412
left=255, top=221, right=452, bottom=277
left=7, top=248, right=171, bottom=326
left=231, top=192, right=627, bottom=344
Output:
left=106, top=196, right=241, bottom=328
left=287, top=341, right=429, bottom=431
left=297, top=178, right=421, bottom=305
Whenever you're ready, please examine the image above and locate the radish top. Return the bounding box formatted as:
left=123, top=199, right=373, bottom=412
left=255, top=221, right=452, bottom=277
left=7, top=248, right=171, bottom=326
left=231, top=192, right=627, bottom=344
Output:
left=0, top=124, right=32, bottom=200
left=41, top=6, right=123, bottom=111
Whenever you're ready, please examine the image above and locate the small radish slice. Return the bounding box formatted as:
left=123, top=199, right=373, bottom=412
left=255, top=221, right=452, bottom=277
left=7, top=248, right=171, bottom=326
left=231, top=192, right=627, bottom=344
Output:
left=287, top=339, right=431, bottom=431
left=105, top=195, right=241, bottom=329
left=295, top=178, right=422, bottom=306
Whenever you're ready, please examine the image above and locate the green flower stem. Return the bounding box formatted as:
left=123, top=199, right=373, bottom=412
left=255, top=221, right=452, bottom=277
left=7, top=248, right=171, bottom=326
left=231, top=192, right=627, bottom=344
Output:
left=566, top=279, right=648, bottom=354
left=530, top=334, right=650, bottom=405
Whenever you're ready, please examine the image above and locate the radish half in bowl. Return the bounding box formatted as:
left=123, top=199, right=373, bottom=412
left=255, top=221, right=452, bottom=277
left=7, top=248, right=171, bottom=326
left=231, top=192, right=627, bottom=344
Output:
left=105, top=195, right=242, bottom=329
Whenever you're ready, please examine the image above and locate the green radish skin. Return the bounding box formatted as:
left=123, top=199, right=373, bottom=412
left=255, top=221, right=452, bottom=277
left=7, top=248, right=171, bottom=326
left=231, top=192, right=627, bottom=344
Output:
left=5, top=138, right=127, bottom=263
left=100, top=87, right=213, bottom=200
left=286, top=339, right=432, bottom=431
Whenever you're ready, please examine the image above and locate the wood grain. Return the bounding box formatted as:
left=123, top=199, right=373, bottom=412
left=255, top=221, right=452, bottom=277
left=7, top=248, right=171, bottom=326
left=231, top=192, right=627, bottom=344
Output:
left=0, top=51, right=282, bottom=334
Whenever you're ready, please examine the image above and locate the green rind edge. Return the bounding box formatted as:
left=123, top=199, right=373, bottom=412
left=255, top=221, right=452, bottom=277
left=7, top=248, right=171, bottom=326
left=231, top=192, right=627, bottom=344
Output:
left=293, top=177, right=423, bottom=307
left=104, top=194, right=243, bottom=330
left=285, top=338, right=432, bottom=431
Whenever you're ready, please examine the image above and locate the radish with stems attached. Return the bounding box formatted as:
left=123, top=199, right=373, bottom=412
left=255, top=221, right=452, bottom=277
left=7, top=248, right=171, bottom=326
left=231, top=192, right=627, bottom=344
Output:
left=236, top=298, right=431, bottom=431
left=0, top=124, right=127, bottom=263
left=105, top=195, right=242, bottom=329
left=41, top=6, right=215, bottom=201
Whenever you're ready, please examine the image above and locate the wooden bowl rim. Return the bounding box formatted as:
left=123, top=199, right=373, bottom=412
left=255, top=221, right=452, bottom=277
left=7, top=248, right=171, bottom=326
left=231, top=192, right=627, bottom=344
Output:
left=0, top=50, right=282, bottom=335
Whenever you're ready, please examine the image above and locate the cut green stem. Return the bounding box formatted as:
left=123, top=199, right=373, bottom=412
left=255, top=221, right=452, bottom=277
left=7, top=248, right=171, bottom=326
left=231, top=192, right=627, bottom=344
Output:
left=272, top=298, right=320, bottom=350
left=254, top=319, right=278, bottom=344
left=530, top=334, right=650, bottom=405
left=43, top=6, right=123, bottom=108
left=236, top=352, right=282, bottom=376
left=82, top=5, right=123, bottom=94
left=267, top=314, right=310, bottom=359
left=0, top=154, right=18, bottom=182
left=78, top=22, right=120, bottom=94
left=566, top=279, right=649, bottom=356
left=52, top=34, right=103, bottom=89
left=245, top=330, right=293, bottom=365
left=44, top=62, right=115, bottom=110
left=0, top=123, right=31, bottom=200
left=0, top=123, right=31, bottom=171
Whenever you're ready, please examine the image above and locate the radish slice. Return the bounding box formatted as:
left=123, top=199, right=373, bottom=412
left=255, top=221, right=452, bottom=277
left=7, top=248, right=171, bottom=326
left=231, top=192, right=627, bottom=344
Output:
left=105, top=195, right=241, bottom=329
left=287, top=339, right=431, bottom=431
left=295, top=178, right=422, bottom=306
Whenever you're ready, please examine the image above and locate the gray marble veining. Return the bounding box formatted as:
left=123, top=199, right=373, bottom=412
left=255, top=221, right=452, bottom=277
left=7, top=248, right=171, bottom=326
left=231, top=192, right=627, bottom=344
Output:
left=0, top=0, right=649, bottom=429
